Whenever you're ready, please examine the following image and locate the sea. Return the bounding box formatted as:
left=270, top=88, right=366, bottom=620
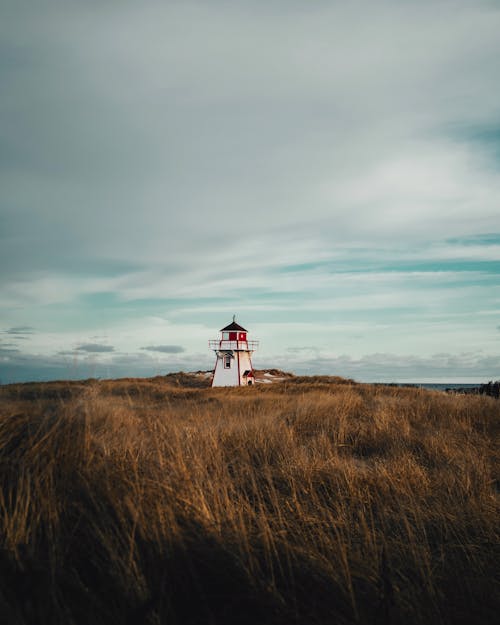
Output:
left=388, top=383, right=482, bottom=391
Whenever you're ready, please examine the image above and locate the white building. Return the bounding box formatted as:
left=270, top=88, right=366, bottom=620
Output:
left=209, top=318, right=258, bottom=387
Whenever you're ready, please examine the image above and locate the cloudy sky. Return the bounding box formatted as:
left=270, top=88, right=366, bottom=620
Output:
left=1, top=0, right=499, bottom=383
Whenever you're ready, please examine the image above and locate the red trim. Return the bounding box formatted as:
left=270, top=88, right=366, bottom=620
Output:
left=211, top=356, right=218, bottom=387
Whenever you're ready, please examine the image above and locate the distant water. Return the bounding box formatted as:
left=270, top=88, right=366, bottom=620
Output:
left=394, top=383, right=481, bottom=391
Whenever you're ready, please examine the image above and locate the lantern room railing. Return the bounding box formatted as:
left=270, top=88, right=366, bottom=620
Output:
left=209, top=340, right=259, bottom=351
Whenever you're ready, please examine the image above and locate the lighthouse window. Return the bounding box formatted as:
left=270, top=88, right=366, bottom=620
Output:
left=224, top=354, right=231, bottom=369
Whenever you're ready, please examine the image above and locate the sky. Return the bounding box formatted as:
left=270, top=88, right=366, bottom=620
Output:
left=1, top=0, right=499, bottom=384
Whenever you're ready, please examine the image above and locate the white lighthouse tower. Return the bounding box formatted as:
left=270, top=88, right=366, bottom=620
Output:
left=209, top=317, right=258, bottom=387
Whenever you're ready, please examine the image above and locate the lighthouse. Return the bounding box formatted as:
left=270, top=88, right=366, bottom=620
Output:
left=209, top=317, right=258, bottom=387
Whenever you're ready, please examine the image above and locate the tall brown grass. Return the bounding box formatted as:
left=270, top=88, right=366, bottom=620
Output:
left=0, top=376, right=498, bottom=624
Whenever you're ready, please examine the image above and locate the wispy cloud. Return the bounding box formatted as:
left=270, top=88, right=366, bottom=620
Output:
left=141, top=345, right=185, bottom=354
left=0, top=346, right=20, bottom=355
left=4, top=326, right=35, bottom=336
left=447, top=234, right=500, bottom=247
left=76, top=343, right=115, bottom=353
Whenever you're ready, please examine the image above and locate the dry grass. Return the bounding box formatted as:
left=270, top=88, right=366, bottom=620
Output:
left=0, top=376, right=498, bottom=624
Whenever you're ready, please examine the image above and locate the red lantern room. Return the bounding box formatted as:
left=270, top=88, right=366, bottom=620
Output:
left=220, top=320, right=247, bottom=343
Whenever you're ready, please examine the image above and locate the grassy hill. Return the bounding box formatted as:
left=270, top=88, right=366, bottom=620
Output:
left=0, top=374, right=498, bottom=624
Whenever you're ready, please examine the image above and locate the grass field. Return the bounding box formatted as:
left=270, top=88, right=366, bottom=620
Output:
left=0, top=374, right=498, bottom=624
